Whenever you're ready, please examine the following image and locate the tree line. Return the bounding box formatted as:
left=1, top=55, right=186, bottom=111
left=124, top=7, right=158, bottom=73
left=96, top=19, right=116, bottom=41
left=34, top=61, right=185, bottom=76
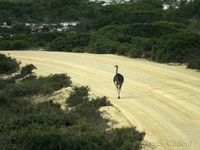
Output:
left=0, top=0, right=200, bottom=69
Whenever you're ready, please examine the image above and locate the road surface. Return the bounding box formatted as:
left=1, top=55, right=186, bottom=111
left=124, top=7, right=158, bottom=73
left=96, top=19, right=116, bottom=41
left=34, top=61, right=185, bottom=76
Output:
left=1, top=51, right=200, bottom=150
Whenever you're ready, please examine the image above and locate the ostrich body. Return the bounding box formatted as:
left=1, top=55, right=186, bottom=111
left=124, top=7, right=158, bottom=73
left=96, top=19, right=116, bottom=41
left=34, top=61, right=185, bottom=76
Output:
left=113, top=65, right=124, bottom=99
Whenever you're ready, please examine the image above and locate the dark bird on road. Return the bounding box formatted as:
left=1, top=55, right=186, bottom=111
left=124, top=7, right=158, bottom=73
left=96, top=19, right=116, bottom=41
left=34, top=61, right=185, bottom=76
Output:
left=113, top=65, right=124, bottom=99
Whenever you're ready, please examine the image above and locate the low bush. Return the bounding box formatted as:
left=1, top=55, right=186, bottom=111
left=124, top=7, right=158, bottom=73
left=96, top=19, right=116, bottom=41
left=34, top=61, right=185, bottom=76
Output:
left=116, top=45, right=128, bottom=56
left=0, top=33, right=36, bottom=50
left=20, top=64, right=37, bottom=76
left=47, top=33, right=91, bottom=52
left=0, top=40, right=11, bottom=50
left=128, top=48, right=143, bottom=58
left=0, top=53, right=20, bottom=74
left=3, top=34, right=37, bottom=44
left=72, top=47, right=84, bottom=53
left=187, top=57, right=200, bottom=69
left=66, top=86, right=112, bottom=128
left=109, top=127, right=146, bottom=149
left=6, top=114, right=73, bottom=131
left=66, top=86, right=90, bottom=107
left=0, top=96, right=32, bottom=128
left=98, top=23, right=182, bottom=39
left=22, top=132, right=63, bottom=150
left=70, top=96, right=112, bottom=128
left=131, top=37, right=156, bottom=52
left=38, top=32, right=68, bottom=43
left=2, top=74, right=72, bottom=97
left=0, top=78, right=15, bottom=90
left=89, top=96, right=112, bottom=108
left=0, top=40, right=31, bottom=50
left=67, top=121, right=96, bottom=133
left=36, top=100, right=61, bottom=110
left=10, top=40, right=31, bottom=50
left=87, top=37, right=120, bottom=54
left=66, top=86, right=112, bottom=109
left=197, top=59, right=200, bottom=70
left=152, top=32, right=200, bottom=69
left=72, top=104, right=106, bottom=126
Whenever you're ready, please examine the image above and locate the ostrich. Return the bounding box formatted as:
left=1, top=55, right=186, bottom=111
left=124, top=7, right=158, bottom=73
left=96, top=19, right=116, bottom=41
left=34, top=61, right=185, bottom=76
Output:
left=113, top=65, right=124, bottom=99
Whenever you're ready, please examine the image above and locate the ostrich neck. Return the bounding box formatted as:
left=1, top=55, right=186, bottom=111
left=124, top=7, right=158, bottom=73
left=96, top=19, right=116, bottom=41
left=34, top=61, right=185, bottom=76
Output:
left=116, top=67, right=118, bottom=74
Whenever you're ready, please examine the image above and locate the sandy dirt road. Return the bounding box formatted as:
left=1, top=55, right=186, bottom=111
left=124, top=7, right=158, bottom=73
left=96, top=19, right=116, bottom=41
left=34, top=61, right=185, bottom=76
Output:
left=1, top=51, right=200, bottom=150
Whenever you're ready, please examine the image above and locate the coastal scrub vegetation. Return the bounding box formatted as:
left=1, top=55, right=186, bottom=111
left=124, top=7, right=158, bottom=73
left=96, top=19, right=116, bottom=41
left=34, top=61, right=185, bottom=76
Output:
left=0, top=0, right=200, bottom=70
left=0, top=52, right=146, bottom=149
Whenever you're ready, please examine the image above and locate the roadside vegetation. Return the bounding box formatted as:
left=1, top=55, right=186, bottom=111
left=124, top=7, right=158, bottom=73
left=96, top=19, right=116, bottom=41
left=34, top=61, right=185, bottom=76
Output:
left=0, top=54, right=145, bottom=149
left=0, top=0, right=200, bottom=70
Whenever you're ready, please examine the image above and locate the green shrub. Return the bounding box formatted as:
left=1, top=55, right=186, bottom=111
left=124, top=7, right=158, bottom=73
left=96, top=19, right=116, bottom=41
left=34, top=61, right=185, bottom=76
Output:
left=110, top=127, right=146, bottom=149
left=63, top=133, right=99, bottom=150
left=0, top=40, right=31, bottom=50
left=98, top=23, right=181, bottom=39
left=47, top=33, right=91, bottom=52
left=67, top=122, right=113, bottom=149
left=187, top=57, right=200, bottom=69
left=116, top=45, right=128, bottom=55
left=10, top=40, right=31, bottom=50
left=197, top=58, right=200, bottom=70
left=38, top=32, right=68, bottom=43
left=4, top=34, right=37, bottom=45
left=70, top=96, right=112, bottom=128
left=0, top=53, right=20, bottom=74
left=22, top=132, right=63, bottom=150
left=47, top=36, right=68, bottom=51
left=6, top=115, right=73, bottom=131
left=72, top=47, right=84, bottom=53
left=140, top=38, right=156, bottom=52
left=66, top=86, right=112, bottom=109
left=66, top=86, right=90, bottom=107
left=0, top=96, right=32, bottom=127
left=0, top=40, right=11, bottom=50
left=153, top=21, right=186, bottom=30
left=2, top=74, right=72, bottom=97
left=20, top=64, right=37, bottom=76
left=152, top=32, right=200, bottom=67
left=187, top=59, right=198, bottom=69
left=88, top=38, right=119, bottom=54
left=23, top=100, right=63, bottom=116
left=67, top=121, right=96, bottom=133
left=118, top=140, right=136, bottom=150
left=21, top=75, right=37, bottom=82
left=187, top=22, right=200, bottom=33
left=23, top=130, right=101, bottom=150
left=0, top=78, right=15, bottom=89
left=86, top=96, right=112, bottom=108
left=0, top=96, right=30, bottom=109
left=142, top=51, right=152, bottom=58
left=36, top=100, right=61, bottom=110
left=128, top=48, right=143, bottom=58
